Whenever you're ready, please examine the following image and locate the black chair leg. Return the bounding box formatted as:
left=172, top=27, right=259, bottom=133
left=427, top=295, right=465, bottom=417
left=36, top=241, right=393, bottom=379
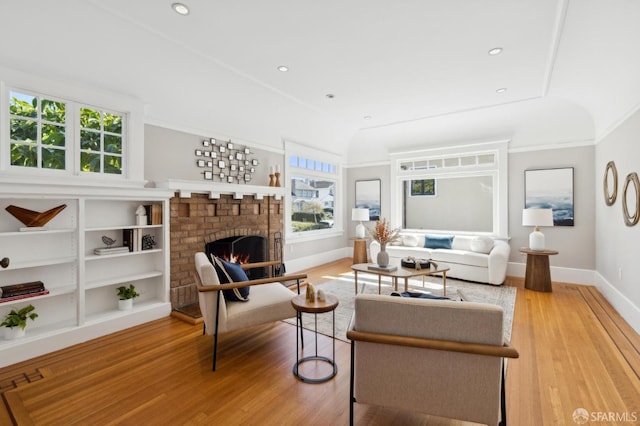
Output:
left=499, top=360, right=507, bottom=426
left=349, top=341, right=355, bottom=426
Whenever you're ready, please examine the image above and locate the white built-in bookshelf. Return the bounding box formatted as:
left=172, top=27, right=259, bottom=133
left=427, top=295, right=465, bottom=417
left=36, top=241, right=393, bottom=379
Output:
left=0, top=182, right=173, bottom=367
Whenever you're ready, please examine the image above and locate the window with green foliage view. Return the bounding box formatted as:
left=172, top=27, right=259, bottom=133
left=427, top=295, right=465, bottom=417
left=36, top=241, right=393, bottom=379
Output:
left=6, top=89, right=125, bottom=176
left=80, top=107, right=123, bottom=174
left=9, top=92, right=66, bottom=170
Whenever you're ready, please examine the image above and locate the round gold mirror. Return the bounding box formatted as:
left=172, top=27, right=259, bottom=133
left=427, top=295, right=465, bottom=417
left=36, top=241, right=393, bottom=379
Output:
left=622, top=172, right=640, bottom=226
left=603, top=161, right=618, bottom=206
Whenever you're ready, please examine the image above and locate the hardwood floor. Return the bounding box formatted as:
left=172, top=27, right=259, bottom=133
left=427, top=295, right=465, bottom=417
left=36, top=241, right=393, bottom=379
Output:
left=1, top=258, right=638, bottom=425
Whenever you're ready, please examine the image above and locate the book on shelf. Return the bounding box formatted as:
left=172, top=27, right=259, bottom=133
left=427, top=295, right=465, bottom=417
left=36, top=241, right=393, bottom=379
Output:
left=136, top=228, right=143, bottom=251
left=94, top=246, right=130, bottom=255
left=123, top=229, right=134, bottom=252
left=122, top=228, right=151, bottom=252
left=0, top=290, right=50, bottom=303
left=1, top=281, right=46, bottom=298
left=143, top=204, right=163, bottom=225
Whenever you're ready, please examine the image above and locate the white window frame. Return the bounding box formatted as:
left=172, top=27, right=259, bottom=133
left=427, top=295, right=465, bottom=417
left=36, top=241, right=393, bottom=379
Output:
left=77, top=104, right=126, bottom=176
left=0, top=67, right=144, bottom=184
left=389, top=140, right=509, bottom=238
left=285, top=140, right=343, bottom=242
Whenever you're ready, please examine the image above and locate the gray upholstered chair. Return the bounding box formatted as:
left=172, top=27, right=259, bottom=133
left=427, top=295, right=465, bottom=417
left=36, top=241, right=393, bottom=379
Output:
left=347, top=294, right=519, bottom=426
left=194, top=252, right=307, bottom=371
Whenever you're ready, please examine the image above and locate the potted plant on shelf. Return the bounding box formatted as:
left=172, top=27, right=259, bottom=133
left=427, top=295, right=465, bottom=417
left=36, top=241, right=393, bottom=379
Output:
left=367, top=218, right=401, bottom=268
left=116, top=284, right=140, bottom=311
left=1, top=304, right=38, bottom=340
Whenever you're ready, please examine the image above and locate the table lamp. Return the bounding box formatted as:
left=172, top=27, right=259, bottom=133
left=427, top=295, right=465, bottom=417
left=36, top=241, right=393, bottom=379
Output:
left=352, top=208, right=369, bottom=239
left=522, top=208, right=554, bottom=250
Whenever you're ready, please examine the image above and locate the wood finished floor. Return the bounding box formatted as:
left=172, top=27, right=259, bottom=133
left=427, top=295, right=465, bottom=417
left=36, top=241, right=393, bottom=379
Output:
left=0, top=258, right=638, bottom=425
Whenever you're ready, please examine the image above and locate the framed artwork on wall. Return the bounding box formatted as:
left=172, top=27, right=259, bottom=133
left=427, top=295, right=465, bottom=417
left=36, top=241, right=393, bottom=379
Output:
left=355, top=179, right=381, bottom=221
left=525, top=167, right=574, bottom=226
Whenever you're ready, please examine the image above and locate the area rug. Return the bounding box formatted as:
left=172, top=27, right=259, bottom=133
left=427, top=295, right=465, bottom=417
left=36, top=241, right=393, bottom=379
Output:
left=284, top=273, right=516, bottom=343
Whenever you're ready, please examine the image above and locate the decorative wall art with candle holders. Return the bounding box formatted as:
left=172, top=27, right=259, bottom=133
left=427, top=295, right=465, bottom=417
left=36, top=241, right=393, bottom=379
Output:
left=195, top=138, right=259, bottom=183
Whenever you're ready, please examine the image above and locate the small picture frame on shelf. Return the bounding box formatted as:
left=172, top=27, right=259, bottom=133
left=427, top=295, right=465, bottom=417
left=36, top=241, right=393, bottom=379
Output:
left=252, top=159, right=259, bottom=166
left=227, top=176, right=234, bottom=183
left=235, top=152, right=243, bottom=160
left=219, top=146, right=226, bottom=153
left=230, top=164, right=237, bottom=171
left=211, top=152, right=217, bottom=159
left=207, top=161, right=213, bottom=167
left=202, top=140, right=210, bottom=147
left=219, top=172, right=225, bottom=179
left=197, top=159, right=205, bottom=167
left=239, top=165, right=244, bottom=172
left=218, top=160, right=226, bottom=168
left=204, top=171, right=213, bottom=180
left=227, top=142, right=234, bottom=149
left=204, top=151, right=211, bottom=157
left=244, top=174, right=251, bottom=181
left=244, top=147, right=250, bottom=154
left=195, top=149, right=203, bottom=156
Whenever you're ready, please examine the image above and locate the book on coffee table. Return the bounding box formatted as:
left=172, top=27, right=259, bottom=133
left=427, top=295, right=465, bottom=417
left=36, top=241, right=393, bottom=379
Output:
left=367, top=265, right=398, bottom=272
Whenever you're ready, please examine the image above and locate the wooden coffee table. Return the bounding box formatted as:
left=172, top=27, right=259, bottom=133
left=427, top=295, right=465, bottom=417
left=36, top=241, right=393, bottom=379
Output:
left=351, top=261, right=451, bottom=296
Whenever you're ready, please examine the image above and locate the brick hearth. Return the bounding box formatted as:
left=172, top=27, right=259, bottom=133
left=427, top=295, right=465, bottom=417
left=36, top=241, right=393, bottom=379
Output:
left=169, top=193, right=283, bottom=308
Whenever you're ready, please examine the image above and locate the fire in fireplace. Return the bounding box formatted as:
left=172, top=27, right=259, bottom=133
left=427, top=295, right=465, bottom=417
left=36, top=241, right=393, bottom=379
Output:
left=205, top=235, right=268, bottom=280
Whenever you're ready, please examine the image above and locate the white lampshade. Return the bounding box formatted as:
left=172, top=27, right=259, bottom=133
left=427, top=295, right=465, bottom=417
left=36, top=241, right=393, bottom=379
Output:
left=522, top=208, right=554, bottom=250
left=522, top=208, right=554, bottom=227
left=352, top=208, right=370, bottom=222
left=352, top=208, right=369, bottom=239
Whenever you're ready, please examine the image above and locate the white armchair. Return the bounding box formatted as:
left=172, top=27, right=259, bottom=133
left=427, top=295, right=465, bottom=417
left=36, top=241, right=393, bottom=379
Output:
left=347, top=294, right=519, bottom=425
left=194, top=252, right=307, bottom=371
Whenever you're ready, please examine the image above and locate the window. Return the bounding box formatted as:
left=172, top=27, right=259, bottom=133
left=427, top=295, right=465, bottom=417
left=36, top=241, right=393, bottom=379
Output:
left=390, top=141, right=508, bottom=237
left=4, top=88, right=126, bottom=177
left=80, top=107, right=123, bottom=174
left=410, top=179, right=436, bottom=196
left=9, top=91, right=67, bottom=170
left=286, top=143, right=341, bottom=238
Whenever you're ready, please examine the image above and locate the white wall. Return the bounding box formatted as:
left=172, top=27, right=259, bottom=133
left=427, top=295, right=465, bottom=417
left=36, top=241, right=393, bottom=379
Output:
left=594, top=109, right=640, bottom=332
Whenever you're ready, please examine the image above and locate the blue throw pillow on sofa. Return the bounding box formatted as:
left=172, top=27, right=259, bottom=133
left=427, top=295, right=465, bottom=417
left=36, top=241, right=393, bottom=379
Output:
left=211, top=256, right=250, bottom=302
left=424, top=234, right=454, bottom=249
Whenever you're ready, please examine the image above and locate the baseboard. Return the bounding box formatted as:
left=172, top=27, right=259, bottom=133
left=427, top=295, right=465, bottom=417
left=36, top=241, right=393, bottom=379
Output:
left=507, top=262, right=595, bottom=285
left=0, top=303, right=172, bottom=368
left=285, top=247, right=351, bottom=273
left=594, top=272, right=640, bottom=335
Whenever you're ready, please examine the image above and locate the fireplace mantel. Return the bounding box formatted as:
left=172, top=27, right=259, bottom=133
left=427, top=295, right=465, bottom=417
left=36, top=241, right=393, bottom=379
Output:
left=155, top=179, right=286, bottom=200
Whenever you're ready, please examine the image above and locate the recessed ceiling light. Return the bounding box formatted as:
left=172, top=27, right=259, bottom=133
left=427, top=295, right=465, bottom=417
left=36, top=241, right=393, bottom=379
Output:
left=496, top=88, right=507, bottom=93
left=277, top=65, right=289, bottom=72
left=326, top=94, right=335, bottom=99
left=172, top=3, right=190, bottom=15
left=488, top=47, right=503, bottom=55
left=363, top=115, right=372, bottom=120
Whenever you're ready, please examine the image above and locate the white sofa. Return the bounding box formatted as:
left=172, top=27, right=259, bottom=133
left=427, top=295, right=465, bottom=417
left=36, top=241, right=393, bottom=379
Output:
left=369, top=233, right=510, bottom=285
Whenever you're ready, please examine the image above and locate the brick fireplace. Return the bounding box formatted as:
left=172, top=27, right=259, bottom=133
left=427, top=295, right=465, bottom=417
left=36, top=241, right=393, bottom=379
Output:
left=168, top=192, right=284, bottom=309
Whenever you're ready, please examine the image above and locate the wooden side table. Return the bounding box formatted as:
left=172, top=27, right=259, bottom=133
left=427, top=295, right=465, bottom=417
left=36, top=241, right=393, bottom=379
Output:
left=351, top=238, right=368, bottom=264
left=519, top=248, right=559, bottom=292
left=291, top=293, right=339, bottom=383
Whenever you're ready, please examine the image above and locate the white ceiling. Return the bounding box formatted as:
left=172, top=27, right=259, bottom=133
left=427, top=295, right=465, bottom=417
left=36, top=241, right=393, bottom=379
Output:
left=1, top=0, right=639, bottom=164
